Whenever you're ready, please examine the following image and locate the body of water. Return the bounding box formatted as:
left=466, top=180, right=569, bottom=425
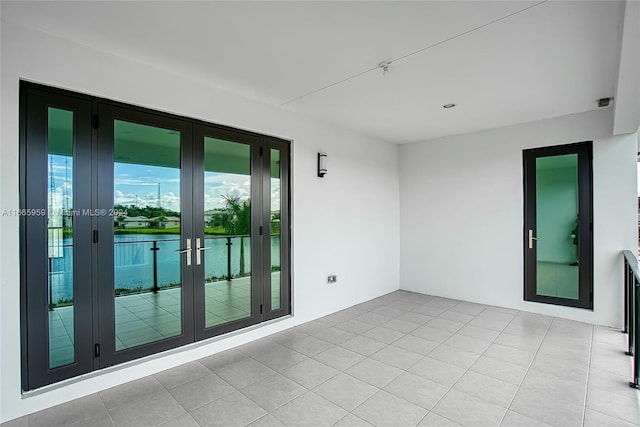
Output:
left=49, top=234, right=281, bottom=302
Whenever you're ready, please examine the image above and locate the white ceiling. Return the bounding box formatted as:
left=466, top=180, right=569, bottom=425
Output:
left=3, top=1, right=625, bottom=143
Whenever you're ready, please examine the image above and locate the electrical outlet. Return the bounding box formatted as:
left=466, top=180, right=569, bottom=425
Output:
left=327, top=275, right=337, bottom=283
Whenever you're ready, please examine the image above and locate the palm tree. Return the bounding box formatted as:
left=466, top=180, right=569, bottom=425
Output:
left=221, top=195, right=251, bottom=275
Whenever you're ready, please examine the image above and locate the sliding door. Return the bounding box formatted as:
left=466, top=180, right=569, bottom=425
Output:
left=20, top=82, right=291, bottom=390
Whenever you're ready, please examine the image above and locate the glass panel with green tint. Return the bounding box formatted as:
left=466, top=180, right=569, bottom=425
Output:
left=203, top=137, right=252, bottom=328
left=270, top=149, right=282, bottom=310
left=47, top=107, right=75, bottom=368
left=535, top=154, right=579, bottom=300
left=113, top=120, right=183, bottom=350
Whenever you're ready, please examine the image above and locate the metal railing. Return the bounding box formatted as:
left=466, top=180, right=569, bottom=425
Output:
left=49, top=234, right=280, bottom=305
left=115, top=234, right=255, bottom=293
left=622, top=250, right=640, bottom=389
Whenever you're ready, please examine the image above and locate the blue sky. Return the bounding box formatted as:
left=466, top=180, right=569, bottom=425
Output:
left=49, top=156, right=280, bottom=214
left=114, top=163, right=181, bottom=211
left=48, top=155, right=73, bottom=212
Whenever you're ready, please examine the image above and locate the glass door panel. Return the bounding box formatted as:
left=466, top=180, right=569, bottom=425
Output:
left=47, top=107, right=76, bottom=368
left=269, top=149, right=282, bottom=310
left=263, top=139, right=290, bottom=319
left=202, top=137, right=253, bottom=328
left=535, top=154, right=579, bottom=300
left=113, top=120, right=183, bottom=349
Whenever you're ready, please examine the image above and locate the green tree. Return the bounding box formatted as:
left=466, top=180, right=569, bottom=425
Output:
left=270, top=211, right=281, bottom=234
left=221, top=195, right=251, bottom=275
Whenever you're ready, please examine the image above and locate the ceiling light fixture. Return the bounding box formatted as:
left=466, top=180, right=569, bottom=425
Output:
left=443, top=103, right=456, bottom=109
left=378, top=61, right=392, bottom=77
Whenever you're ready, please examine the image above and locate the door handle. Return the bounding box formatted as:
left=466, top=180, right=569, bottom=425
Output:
left=175, top=238, right=192, bottom=266
left=195, top=238, right=210, bottom=265
left=528, top=230, right=539, bottom=249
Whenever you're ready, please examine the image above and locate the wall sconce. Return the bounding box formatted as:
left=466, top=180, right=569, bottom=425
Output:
left=317, top=153, right=327, bottom=177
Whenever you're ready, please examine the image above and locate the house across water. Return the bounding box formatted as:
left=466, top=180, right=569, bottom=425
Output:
left=118, top=216, right=150, bottom=229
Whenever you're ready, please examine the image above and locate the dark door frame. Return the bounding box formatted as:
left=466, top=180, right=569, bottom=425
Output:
left=262, top=137, right=291, bottom=321
left=20, top=84, right=95, bottom=390
left=193, top=124, right=263, bottom=341
left=523, top=141, right=594, bottom=309
left=20, top=81, right=292, bottom=390
left=96, top=103, right=196, bottom=368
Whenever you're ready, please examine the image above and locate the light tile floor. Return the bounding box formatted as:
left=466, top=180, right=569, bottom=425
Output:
left=8, top=290, right=640, bottom=427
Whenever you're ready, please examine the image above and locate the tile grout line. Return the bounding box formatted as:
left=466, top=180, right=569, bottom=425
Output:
left=267, top=301, right=403, bottom=426
left=496, top=314, right=554, bottom=426
left=580, top=325, right=594, bottom=427
left=295, top=301, right=439, bottom=424
left=156, top=362, right=235, bottom=416
left=341, top=299, right=505, bottom=426
left=328, top=295, right=448, bottom=424
left=184, top=323, right=382, bottom=426
left=29, top=292, right=622, bottom=427
left=232, top=365, right=303, bottom=421
left=237, top=333, right=347, bottom=421
left=405, top=299, right=518, bottom=425
left=263, top=309, right=596, bottom=427
left=413, top=303, right=523, bottom=426
left=583, top=328, right=640, bottom=426
left=584, top=403, right=640, bottom=426
left=144, top=373, right=188, bottom=427
left=98, top=395, right=116, bottom=427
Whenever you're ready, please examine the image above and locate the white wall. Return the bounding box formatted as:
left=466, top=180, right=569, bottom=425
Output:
left=400, top=108, right=637, bottom=328
left=613, top=0, right=640, bottom=135
left=0, top=22, right=400, bottom=422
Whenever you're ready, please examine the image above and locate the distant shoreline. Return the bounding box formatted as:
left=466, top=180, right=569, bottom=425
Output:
left=114, top=227, right=227, bottom=235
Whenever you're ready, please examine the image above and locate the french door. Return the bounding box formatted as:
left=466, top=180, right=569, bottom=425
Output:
left=192, top=126, right=291, bottom=340
left=20, top=82, right=291, bottom=390
left=523, top=141, right=593, bottom=309
left=95, top=104, right=197, bottom=366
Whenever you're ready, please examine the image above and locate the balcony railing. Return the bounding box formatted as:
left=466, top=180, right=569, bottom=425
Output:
left=117, top=235, right=257, bottom=293
left=48, top=234, right=280, bottom=307
left=622, top=250, right=640, bottom=389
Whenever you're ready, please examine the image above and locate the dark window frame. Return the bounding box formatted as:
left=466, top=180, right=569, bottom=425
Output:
left=20, top=81, right=292, bottom=390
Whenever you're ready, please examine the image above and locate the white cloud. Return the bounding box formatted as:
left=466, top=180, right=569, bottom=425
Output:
left=204, top=173, right=251, bottom=210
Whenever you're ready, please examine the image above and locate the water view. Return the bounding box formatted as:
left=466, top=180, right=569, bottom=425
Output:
left=49, top=234, right=280, bottom=303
